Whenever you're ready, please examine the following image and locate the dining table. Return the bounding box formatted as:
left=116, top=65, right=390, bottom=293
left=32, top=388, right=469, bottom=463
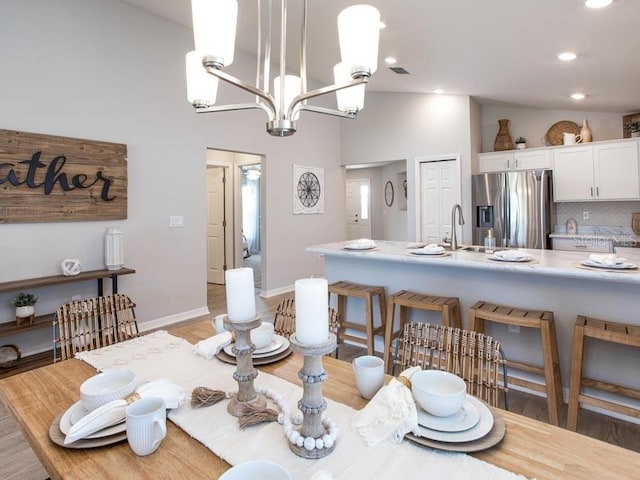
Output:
left=1, top=318, right=638, bottom=480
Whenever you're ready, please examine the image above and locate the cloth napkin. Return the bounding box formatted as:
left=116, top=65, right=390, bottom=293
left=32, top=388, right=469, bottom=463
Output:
left=351, top=366, right=421, bottom=447
left=64, top=378, right=186, bottom=444
left=193, top=332, right=233, bottom=360
left=493, top=249, right=529, bottom=261
left=422, top=243, right=445, bottom=254
left=588, top=253, right=626, bottom=266
left=346, top=238, right=377, bottom=249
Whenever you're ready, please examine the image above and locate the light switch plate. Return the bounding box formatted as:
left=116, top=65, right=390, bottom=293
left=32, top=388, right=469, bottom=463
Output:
left=169, top=216, right=184, bottom=227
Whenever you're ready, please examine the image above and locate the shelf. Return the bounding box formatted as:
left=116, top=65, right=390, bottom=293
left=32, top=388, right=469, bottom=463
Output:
left=0, top=313, right=54, bottom=339
left=0, top=268, right=135, bottom=293
left=0, top=350, right=53, bottom=379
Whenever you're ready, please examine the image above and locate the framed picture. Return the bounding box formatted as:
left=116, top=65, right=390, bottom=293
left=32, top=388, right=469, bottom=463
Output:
left=293, top=165, right=324, bottom=214
left=384, top=181, right=394, bottom=207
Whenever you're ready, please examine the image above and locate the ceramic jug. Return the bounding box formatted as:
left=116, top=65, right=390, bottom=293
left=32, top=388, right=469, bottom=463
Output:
left=580, top=118, right=592, bottom=143
left=563, top=132, right=582, bottom=145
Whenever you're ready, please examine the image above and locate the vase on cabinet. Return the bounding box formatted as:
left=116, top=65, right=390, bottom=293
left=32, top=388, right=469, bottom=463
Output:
left=580, top=118, right=593, bottom=143
left=494, top=119, right=514, bottom=151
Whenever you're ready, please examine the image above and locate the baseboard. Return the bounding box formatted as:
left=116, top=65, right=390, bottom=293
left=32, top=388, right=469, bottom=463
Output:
left=259, top=284, right=294, bottom=298
left=138, top=307, right=211, bottom=332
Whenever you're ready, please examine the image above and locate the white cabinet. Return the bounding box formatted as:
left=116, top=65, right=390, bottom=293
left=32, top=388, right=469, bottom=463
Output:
left=553, top=141, right=640, bottom=201
left=551, top=237, right=612, bottom=253
left=478, top=149, right=551, bottom=173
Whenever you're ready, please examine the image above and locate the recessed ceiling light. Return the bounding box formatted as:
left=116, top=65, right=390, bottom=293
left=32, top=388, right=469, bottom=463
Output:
left=571, top=93, right=586, bottom=100
left=585, top=0, right=613, bottom=8
left=384, top=57, right=397, bottom=65
left=558, top=52, right=577, bottom=61
left=433, top=89, right=444, bottom=95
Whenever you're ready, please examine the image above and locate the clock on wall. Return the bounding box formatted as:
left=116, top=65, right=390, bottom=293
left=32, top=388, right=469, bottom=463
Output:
left=385, top=181, right=394, bottom=207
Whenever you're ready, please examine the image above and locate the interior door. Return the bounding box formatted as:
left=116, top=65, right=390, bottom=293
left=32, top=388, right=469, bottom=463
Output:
left=207, top=167, right=226, bottom=284
left=420, top=160, right=459, bottom=243
left=345, top=178, right=372, bottom=240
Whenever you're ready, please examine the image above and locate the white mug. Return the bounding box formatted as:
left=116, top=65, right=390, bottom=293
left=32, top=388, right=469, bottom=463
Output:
left=563, top=132, right=582, bottom=145
left=126, top=397, right=167, bottom=456
left=352, top=355, right=385, bottom=400
left=213, top=314, right=227, bottom=333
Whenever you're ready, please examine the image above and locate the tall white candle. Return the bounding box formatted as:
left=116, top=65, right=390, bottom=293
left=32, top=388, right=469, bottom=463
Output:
left=295, top=278, right=329, bottom=345
left=225, top=268, right=256, bottom=322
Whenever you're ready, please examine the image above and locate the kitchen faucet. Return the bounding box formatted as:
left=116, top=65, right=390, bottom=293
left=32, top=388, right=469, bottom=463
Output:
left=450, top=203, right=465, bottom=250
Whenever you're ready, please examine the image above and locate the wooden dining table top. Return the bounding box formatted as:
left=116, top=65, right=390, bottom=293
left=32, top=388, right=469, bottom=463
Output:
left=0, top=319, right=638, bottom=480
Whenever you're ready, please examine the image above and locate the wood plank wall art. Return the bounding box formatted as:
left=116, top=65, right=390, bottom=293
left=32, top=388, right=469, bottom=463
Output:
left=0, top=130, right=127, bottom=223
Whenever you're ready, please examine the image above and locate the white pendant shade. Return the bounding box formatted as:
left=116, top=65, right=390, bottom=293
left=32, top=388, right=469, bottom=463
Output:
left=274, top=75, right=302, bottom=120
left=333, top=63, right=365, bottom=113
left=191, top=0, right=238, bottom=67
left=337, top=5, right=380, bottom=76
left=186, top=51, right=218, bottom=107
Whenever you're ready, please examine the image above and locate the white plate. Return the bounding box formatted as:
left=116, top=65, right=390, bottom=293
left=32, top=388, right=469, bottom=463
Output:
left=488, top=254, right=531, bottom=262
left=581, top=260, right=637, bottom=270
left=417, top=398, right=480, bottom=432
left=59, top=401, right=125, bottom=439
left=407, top=249, right=447, bottom=256
left=415, top=396, right=493, bottom=443
left=343, top=242, right=377, bottom=250
left=223, top=335, right=290, bottom=358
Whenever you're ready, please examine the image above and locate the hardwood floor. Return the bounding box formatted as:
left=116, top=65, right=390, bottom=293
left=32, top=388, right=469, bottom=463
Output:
left=2, top=283, right=638, bottom=480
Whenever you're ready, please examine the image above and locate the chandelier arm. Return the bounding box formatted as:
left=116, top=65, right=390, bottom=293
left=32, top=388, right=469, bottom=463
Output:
left=300, top=0, right=308, bottom=94
left=278, top=0, right=287, bottom=118
left=204, top=66, right=277, bottom=118
left=298, top=105, right=357, bottom=119
left=286, top=77, right=369, bottom=118
left=195, top=102, right=273, bottom=117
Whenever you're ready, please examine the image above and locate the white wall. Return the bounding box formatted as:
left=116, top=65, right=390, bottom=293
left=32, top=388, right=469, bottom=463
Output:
left=0, top=0, right=344, bottom=355
left=381, top=161, right=408, bottom=241
left=481, top=105, right=623, bottom=152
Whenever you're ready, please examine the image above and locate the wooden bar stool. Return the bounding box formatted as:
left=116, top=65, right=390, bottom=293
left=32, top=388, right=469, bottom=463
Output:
left=383, top=290, right=461, bottom=373
left=469, top=300, right=563, bottom=426
left=567, top=315, right=640, bottom=431
left=328, top=281, right=386, bottom=356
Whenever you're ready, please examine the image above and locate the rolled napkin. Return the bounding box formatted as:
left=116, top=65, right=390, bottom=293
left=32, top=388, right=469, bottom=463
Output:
left=64, top=378, right=185, bottom=445
left=193, top=331, right=233, bottom=360
left=588, top=253, right=626, bottom=266
left=346, top=238, right=377, bottom=249
left=422, top=243, right=445, bottom=254
left=351, top=366, right=421, bottom=447
left=493, top=249, right=529, bottom=261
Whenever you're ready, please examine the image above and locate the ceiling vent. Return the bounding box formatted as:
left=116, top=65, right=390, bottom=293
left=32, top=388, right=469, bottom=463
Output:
left=388, top=66, right=410, bottom=74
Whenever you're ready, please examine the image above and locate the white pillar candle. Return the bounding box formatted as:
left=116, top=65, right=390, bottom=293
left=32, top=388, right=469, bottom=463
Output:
left=295, top=278, right=329, bottom=345
left=225, top=268, right=256, bottom=322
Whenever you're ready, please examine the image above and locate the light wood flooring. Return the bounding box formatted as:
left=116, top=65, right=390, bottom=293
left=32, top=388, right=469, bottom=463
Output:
left=2, top=283, right=639, bottom=480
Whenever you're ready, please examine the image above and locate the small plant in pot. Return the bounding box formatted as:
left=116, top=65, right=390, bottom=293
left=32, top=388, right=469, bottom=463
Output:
left=515, top=136, right=527, bottom=149
left=11, top=292, right=38, bottom=319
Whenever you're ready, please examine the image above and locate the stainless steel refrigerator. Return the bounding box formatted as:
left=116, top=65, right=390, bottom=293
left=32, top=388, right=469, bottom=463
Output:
left=472, top=169, right=555, bottom=249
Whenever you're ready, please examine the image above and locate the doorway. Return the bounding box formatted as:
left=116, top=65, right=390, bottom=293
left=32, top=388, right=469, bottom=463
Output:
left=345, top=178, right=372, bottom=240
left=415, top=155, right=461, bottom=243
left=206, top=149, right=263, bottom=289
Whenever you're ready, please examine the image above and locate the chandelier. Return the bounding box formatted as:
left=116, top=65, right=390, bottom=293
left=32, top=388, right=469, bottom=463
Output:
left=186, top=0, right=380, bottom=137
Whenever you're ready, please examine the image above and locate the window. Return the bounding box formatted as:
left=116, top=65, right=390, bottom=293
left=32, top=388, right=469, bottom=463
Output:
left=360, top=184, right=369, bottom=220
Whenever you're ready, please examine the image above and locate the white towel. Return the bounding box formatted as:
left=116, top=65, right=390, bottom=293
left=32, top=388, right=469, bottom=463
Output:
left=346, top=238, right=377, bottom=249
left=588, top=253, right=626, bottom=266
left=64, top=378, right=185, bottom=444
left=422, top=244, right=445, bottom=253
left=193, top=332, right=233, bottom=360
left=494, top=249, right=529, bottom=261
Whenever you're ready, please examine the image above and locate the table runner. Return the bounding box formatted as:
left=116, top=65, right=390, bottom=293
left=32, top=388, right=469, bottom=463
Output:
left=76, top=331, right=529, bottom=480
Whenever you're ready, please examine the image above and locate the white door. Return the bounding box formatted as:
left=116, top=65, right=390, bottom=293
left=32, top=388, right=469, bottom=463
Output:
left=207, top=167, right=226, bottom=284
left=345, top=179, right=372, bottom=240
left=420, top=160, right=459, bottom=244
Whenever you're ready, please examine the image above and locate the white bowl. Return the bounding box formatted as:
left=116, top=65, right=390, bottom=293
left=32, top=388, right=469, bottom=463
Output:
left=80, top=369, right=137, bottom=412
left=251, top=322, right=274, bottom=350
left=220, top=460, right=291, bottom=480
left=411, top=370, right=467, bottom=417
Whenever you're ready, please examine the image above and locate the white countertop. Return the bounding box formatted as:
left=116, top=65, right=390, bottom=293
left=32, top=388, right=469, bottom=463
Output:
left=307, top=240, right=640, bottom=285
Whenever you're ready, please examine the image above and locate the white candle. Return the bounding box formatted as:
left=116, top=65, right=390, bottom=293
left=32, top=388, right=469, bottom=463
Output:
left=225, top=268, right=256, bottom=322
left=295, top=278, right=329, bottom=345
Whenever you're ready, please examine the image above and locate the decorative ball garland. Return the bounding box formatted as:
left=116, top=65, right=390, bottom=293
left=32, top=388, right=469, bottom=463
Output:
left=212, top=386, right=339, bottom=452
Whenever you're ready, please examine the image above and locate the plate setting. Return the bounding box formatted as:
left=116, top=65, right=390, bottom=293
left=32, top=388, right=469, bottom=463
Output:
left=223, top=334, right=290, bottom=358
left=580, top=260, right=637, bottom=270
left=416, top=398, right=480, bottom=433
left=415, top=395, right=493, bottom=443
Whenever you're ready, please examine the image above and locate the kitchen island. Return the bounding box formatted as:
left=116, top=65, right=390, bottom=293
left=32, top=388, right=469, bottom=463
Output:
left=307, top=240, right=640, bottom=421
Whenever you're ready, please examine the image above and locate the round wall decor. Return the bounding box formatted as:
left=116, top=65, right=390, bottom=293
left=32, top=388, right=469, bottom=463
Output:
left=385, top=181, right=394, bottom=207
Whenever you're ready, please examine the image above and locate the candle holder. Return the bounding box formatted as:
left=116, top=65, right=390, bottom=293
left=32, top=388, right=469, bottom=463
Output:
left=288, top=333, right=337, bottom=459
left=223, top=314, right=267, bottom=416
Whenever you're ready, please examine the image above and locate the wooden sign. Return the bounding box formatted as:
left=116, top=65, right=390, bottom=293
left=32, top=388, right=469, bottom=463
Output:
left=0, top=130, right=127, bottom=223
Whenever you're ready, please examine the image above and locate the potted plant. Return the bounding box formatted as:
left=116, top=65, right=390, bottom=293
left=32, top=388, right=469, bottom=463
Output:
left=11, top=292, right=38, bottom=319
left=515, top=136, right=527, bottom=149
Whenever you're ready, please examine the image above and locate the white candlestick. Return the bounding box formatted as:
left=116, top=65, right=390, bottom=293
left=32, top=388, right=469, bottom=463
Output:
left=295, top=278, right=329, bottom=345
left=225, top=268, right=256, bottom=322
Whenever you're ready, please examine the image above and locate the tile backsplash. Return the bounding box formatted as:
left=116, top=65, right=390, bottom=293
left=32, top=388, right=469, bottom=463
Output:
left=555, top=201, right=640, bottom=232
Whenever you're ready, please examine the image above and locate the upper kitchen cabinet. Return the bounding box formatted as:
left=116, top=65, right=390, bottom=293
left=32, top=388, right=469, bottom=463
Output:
left=478, top=148, right=552, bottom=173
left=553, top=140, right=640, bottom=202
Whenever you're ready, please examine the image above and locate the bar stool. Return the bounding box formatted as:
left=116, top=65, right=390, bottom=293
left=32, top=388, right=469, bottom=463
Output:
left=567, top=315, right=640, bottom=431
left=383, top=290, right=461, bottom=373
left=328, top=281, right=386, bottom=356
left=469, top=300, right=563, bottom=426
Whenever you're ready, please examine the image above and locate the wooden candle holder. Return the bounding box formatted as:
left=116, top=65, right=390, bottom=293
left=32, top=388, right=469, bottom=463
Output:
left=288, top=333, right=337, bottom=459
left=223, top=314, right=267, bottom=416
